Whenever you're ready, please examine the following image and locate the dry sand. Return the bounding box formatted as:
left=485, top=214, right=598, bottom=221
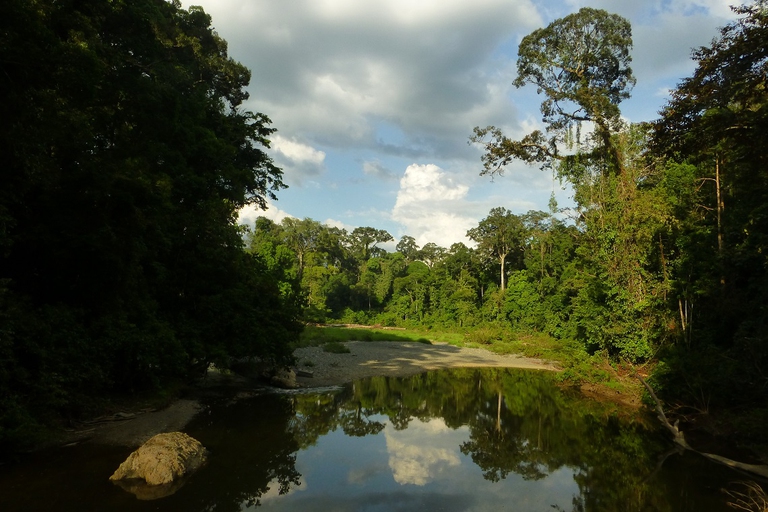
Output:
left=294, top=340, right=556, bottom=387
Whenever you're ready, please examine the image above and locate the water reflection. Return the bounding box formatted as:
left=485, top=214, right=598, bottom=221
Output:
left=275, top=368, right=734, bottom=512
left=0, top=368, right=737, bottom=511
left=385, top=418, right=463, bottom=485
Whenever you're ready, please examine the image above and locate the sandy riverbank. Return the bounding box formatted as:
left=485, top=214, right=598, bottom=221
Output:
left=293, top=340, right=556, bottom=387
left=69, top=341, right=556, bottom=448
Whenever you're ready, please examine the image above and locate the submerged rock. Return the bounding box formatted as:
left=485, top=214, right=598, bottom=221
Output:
left=109, top=432, right=207, bottom=499
left=271, top=368, right=298, bottom=389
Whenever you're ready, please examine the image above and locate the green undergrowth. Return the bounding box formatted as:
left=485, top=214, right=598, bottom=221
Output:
left=455, top=326, right=641, bottom=396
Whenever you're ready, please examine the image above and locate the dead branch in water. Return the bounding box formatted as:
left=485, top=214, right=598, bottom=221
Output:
left=632, top=370, right=768, bottom=480
left=635, top=373, right=690, bottom=449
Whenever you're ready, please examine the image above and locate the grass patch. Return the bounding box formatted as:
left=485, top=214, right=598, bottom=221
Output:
left=322, top=341, right=351, bottom=354
left=296, top=325, right=459, bottom=348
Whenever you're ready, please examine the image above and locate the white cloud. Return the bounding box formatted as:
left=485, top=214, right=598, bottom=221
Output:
left=272, top=135, right=326, bottom=165
left=384, top=418, right=462, bottom=486
left=270, top=135, right=326, bottom=185
left=188, top=0, right=540, bottom=161
left=238, top=201, right=294, bottom=227
left=187, top=0, right=737, bottom=242
left=258, top=476, right=306, bottom=501
left=392, top=164, right=477, bottom=247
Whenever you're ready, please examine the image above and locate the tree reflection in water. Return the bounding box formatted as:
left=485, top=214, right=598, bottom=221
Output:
left=124, top=368, right=733, bottom=512
left=282, top=368, right=730, bottom=512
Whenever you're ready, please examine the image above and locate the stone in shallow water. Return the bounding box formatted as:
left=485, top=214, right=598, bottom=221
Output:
left=109, top=432, right=207, bottom=499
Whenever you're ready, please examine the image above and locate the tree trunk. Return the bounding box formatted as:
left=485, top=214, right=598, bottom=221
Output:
left=715, top=156, right=725, bottom=289
left=499, top=253, right=507, bottom=291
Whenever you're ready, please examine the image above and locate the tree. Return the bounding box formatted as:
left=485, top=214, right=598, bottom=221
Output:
left=396, top=235, right=419, bottom=262
left=347, top=227, right=394, bottom=262
left=469, top=9, right=677, bottom=360
left=470, top=7, right=635, bottom=177
left=467, top=208, right=526, bottom=292
left=417, top=242, right=446, bottom=268
left=281, top=218, right=325, bottom=279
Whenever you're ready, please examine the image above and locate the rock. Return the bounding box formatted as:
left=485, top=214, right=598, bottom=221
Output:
left=271, top=368, right=298, bottom=389
left=109, top=432, right=207, bottom=498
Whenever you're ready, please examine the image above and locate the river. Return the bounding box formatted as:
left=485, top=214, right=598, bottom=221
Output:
left=0, top=368, right=740, bottom=511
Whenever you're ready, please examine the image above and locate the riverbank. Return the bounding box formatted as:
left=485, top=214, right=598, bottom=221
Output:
left=53, top=341, right=557, bottom=449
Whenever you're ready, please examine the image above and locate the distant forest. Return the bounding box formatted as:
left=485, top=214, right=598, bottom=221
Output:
left=1, top=0, right=767, bottom=451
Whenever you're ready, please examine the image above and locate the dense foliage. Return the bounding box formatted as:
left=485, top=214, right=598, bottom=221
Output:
left=0, top=0, right=301, bottom=448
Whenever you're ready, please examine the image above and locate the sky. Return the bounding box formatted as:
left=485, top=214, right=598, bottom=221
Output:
left=184, top=0, right=738, bottom=249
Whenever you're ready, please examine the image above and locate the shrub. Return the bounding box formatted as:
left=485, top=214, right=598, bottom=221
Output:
left=322, top=341, right=351, bottom=354
left=464, top=326, right=504, bottom=345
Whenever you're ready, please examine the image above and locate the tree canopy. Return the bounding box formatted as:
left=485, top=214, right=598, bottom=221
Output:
left=471, top=7, right=635, bottom=176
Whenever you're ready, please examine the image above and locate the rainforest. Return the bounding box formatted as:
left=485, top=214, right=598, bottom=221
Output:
left=1, top=0, right=766, bottom=486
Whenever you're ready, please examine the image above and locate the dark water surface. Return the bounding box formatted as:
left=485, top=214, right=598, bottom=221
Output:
left=0, top=368, right=740, bottom=511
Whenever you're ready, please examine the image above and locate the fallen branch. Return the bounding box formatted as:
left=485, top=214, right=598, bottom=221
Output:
left=633, top=371, right=768, bottom=480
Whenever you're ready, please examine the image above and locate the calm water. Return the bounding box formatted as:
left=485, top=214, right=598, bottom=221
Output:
left=0, top=368, right=740, bottom=511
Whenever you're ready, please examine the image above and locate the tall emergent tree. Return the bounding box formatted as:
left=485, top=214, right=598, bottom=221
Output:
left=0, top=0, right=300, bottom=447
left=347, top=227, right=394, bottom=262
left=471, top=7, right=635, bottom=177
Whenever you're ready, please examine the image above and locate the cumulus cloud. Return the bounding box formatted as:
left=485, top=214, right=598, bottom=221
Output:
left=273, top=135, right=326, bottom=165
left=392, top=164, right=477, bottom=247
left=238, top=201, right=294, bottom=227
left=188, top=0, right=736, bottom=245
left=258, top=476, right=306, bottom=501
left=188, top=0, right=540, bottom=161
left=323, top=218, right=355, bottom=232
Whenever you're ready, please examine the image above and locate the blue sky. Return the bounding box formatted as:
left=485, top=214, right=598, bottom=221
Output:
left=185, top=0, right=737, bottom=248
